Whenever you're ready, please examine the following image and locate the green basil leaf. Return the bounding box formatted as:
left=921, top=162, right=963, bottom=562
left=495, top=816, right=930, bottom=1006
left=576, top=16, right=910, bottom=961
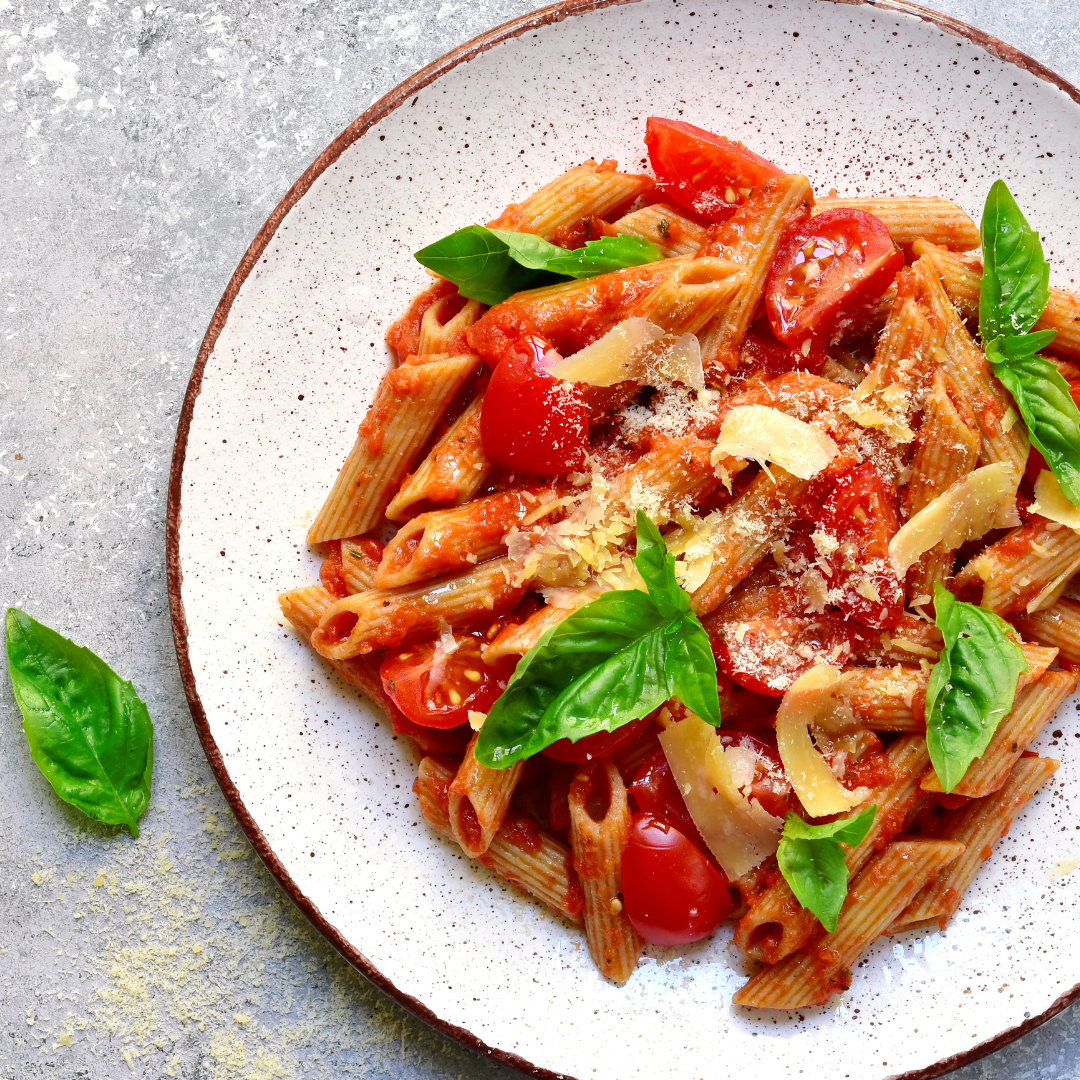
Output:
left=5, top=608, right=154, bottom=835
left=979, top=179, right=1052, bottom=343
left=925, top=584, right=1028, bottom=794
left=777, top=806, right=877, bottom=933
left=487, top=228, right=573, bottom=269
left=541, top=234, right=663, bottom=278
left=474, top=590, right=666, bottom=767
left=988, top=346, right=1080, bottom=505
left=634, top=512, right=689, bottom=618
left=474, top=512, right=720, bottom=767
left=414, top=225, right=562, bottom=306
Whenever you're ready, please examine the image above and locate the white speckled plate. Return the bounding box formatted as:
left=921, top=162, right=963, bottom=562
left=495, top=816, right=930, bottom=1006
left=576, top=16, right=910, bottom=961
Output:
left=167, top=2, right=1080, bottom=1077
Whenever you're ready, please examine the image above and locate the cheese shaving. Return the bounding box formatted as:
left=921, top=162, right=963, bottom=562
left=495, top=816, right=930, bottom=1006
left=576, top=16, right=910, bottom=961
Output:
left=1030, top=469, right=1080, bottom=530
left=547, top=317, right=666, bottom=385
left=659, top=716, right=782, bottom=878
left=711, top=405, right=839, bottom=480
left=888, top=462, right=1020, bottom=575
left=775, top=665, right=872, bottom=817
left=468, top=710, right=487, bottom=731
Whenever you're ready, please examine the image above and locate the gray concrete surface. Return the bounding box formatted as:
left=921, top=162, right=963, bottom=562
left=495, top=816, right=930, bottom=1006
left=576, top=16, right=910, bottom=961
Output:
left=1, top=0, right=1078, bottom=1077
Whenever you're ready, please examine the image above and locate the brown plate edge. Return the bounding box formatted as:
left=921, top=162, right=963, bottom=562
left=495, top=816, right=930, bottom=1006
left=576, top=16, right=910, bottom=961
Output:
left=164, top=2, right=1080, bottom=1078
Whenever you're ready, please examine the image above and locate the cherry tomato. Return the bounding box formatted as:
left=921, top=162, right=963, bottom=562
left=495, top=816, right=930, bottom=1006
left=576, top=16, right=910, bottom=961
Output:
left=644, top=117, right=781, bottom=223
left=380, top=635, right=514, bottom=729
left=765, top=209, right=903, bottom=350
left=481, top=335, right=589, bottom=476
left=717, top=730, right=795, bottom=819
left=541, top=715, right=654, bottom=763
left=815, top=462, right=904, bottom=629
left=622, top=813, right=733, bottom=945
left=386, top=703, right=472, bottom=754
left=629, top=747, right=704, bottom=848
left=740, top=325, right=827, bottom=376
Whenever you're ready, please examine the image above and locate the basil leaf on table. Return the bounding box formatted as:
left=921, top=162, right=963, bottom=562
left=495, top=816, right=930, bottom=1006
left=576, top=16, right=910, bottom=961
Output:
left=977, top=180, right=1080, bottom=504
left=776, top=806, right=877, bottom=933
left=5, top=608, right=154, bottom=835
left=474, top=512, right=720, bottom=768
left=415, top=226, right=663, bottom=307
left=924, top=584, right=1028, bottom=794
left=979, top=178, right=1052, bottom=343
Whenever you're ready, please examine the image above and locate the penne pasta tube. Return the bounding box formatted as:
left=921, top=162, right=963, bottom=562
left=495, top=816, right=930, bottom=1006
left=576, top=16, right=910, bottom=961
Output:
left=415, top=757, right=584, bottom=925
left=386, top=390, right=491, bottom=521
left=813, top=196, right=981, bottom=251
left=911, top=249, right=1029, bottom=475
left=690, top=465, right=819, bottom=617
left=629, top=257, right=747, bottom=336
left=612, top=202, right=708, bottom=257
left=912, top=239, right=1080, bottom=362
left=417, top=294, right=483, bottom=355
left=568, top=759, right=643, bottom=983
left=955, top=518, right=1080, bottom=615
left=448, top=734, right=526, bottom=858
left=339, top=538, right=382, bottom=593
left=734, top=735, right=931, bottom=965
left=921, top=669, right=1077, bottom=797
left=732, top=839, right=964, bottom=1009
left=308, top=352, right=481, bottom=543
left=891, top=755, right=1059, bottom=932
left=482, top=601, right=579, bottom=662
left=376, top=488, right=553, bottom=589
left=1013, top=596, right=1080, bottom=664
left=310, top=557, right=528, bottom=659
left=487, top=159, right=654, bottom=241
left=697, top=174, right=814, bottom=378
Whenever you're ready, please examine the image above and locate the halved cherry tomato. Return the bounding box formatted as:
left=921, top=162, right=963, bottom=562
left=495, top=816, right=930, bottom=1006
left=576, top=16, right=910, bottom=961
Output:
left=386, top=703, right=473, bottom=754
left=644, top=117, right=781, bottom=223
left=622, top=813, right=733, bottom=945
left=815, top=462, right=904, bottom=629
left=480, top=335, right=589, bottom=475
left=765, top=208, right=903, bottom=349
left=740, top=324, right=827, bottom=376
left=629, top=747, right=704, bottom=849
left=717, top=730, right=795, bottom=819
left=541, top=715, right=654, bottom=763
left=380, top=635, right=514, bottom=729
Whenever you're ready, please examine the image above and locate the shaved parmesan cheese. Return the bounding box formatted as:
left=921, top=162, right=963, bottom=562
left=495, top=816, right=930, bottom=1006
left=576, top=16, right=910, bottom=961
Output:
left=468, top=710, right=487, bottom=731
left=659, top=715, right=783, bottom=879
left=775, top=666, right=871, bottom=817
left=1030, top=469, right=1080, bottom=530
left=657, top=332, right=705, bottom=392
left=547, top=317, right=666, bottom=386
left=888, top=462, right=1020, bottom=576
left=711, top=405, right=839, bottom=480
left=664, top=512, right=722, bottom=594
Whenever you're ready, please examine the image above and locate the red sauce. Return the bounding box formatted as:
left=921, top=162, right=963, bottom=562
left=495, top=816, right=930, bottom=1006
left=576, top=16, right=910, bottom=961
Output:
left=319, top=547, right=350, bottom=598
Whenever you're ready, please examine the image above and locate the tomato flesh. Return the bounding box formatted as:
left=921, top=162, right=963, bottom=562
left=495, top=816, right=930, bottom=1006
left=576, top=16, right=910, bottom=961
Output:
left=765, top=208, right=903, bottom=349
left=629, top=747, right=705, bottom=849
left=480, top=335, right=588, bottom=476
left=541, top=715, right=654, bottom=763
left=380, top=635, right=514, bottom=729
left=717, top=730, right=795, bottom=819
left=645, top=117, right=781, bottom=223
left=622, top=813, right=733, bottom=945
left=815, top=462, right=904, bottom=629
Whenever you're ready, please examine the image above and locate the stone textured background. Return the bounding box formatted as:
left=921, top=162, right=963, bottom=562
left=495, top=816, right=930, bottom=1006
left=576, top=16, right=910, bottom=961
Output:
left=1, top=0, right=1078, bottom=1077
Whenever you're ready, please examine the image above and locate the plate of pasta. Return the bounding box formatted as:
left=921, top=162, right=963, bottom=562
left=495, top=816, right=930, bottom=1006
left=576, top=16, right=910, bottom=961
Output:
left=168, top=1, right=1080, bottom=1077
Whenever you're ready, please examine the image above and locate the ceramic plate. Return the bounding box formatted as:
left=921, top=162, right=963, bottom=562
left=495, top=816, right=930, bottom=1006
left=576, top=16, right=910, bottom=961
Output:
left=167, top=2, right=1080, bottom=1076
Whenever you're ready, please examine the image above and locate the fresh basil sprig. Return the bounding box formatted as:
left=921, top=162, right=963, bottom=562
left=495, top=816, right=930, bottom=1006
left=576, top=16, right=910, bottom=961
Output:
left=6, top=608, right=154, bottom=835
left=925, top=583, right=1028, bottom=794
left=414, top=226, right=662, bottom=307
left=776, top=805, right=877, bottom=933
left=474, top=512, right=720, bottom=768
left=979, top=180, right=1080, bottom=504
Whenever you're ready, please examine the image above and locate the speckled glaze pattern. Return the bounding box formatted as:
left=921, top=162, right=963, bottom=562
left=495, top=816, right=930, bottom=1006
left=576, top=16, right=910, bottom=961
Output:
left=170, top=2, right=1080, bottom=1078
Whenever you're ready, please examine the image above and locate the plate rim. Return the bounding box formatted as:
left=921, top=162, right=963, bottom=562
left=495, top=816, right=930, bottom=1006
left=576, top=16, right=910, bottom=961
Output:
left=165, top=2, right=1080, bottom=1076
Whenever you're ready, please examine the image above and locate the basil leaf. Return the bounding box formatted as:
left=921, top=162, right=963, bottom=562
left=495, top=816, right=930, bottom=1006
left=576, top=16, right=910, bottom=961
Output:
left=5, top=608, right=154, bottom=835
left=414, top=225, right=562, bottom=306
left=979, top=179, right=1052, bottom=343
left=542, top=235, right=663, bottom=278
left=415, top=227, right=663, bottom=308
left=987, top=345, right=1080, bottom=505
left=925, top=584, right=1028, bottom=794
left=777, top=806, right=877, bottom=933
left=474, top=512, right=720, bottom=768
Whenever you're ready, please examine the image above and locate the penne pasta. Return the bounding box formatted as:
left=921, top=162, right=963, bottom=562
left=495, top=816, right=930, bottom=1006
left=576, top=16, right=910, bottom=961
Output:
left=417, top=294, right=483, bottom=355
left=611, top=202, right=708, bottom=257
left=813, top=196, right=981, bottom=251
left=308, top=353, right=481, bottom=543
left=339, top=538, right=382, bottom=594
left=448, top=734, right=525, bottom=858
left=568, top=760, right=643, bottom=983
left=629, top=257, right=747, bottom=336
left=1013, top=596, right=1080, bottom=664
